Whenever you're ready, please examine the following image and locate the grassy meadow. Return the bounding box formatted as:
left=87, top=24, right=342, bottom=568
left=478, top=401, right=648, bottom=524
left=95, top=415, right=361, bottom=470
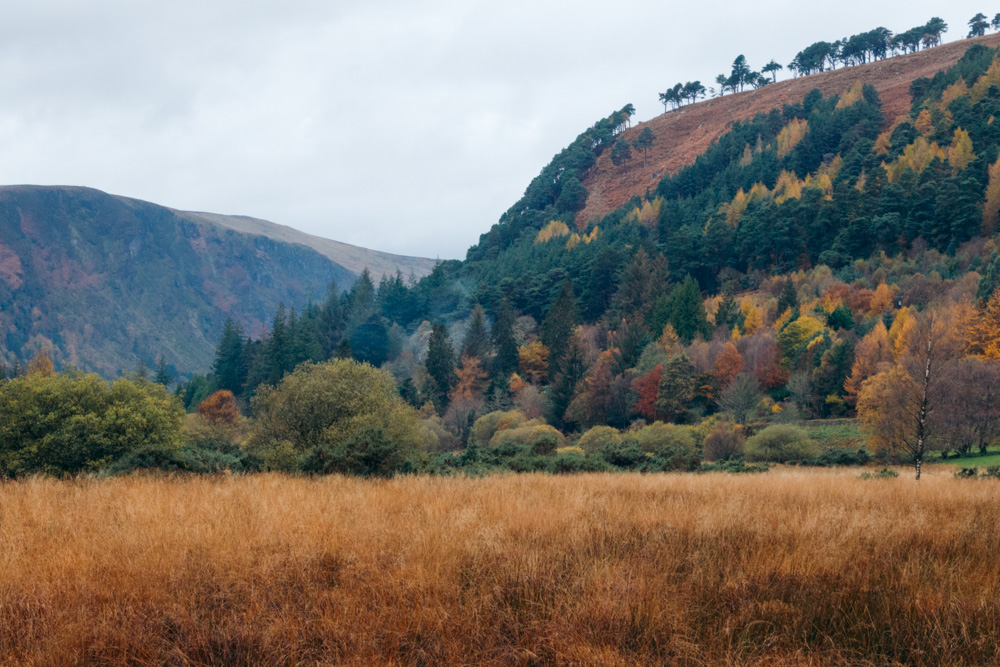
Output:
left=1, top=470, right=998, bottom=665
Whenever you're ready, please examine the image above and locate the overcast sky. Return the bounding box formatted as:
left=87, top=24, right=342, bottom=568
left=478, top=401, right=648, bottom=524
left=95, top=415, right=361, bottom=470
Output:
left=0, top=1, right=991, bottom=258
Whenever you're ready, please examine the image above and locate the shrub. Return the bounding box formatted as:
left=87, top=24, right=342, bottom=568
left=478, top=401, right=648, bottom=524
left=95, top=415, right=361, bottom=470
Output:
left=469, top=410, right=530, bottom=447
left=815, top=448, right=870, bottom=467
left=600, top=438, right=646, bottom=468
left=702, top=423, right=745, bottom=461
left=0, top=371, right=184, bottom=477
left=954, top=467, right=979, bottom=479
left=298, top=426, right=409, bottom=478
left=632, top=422, right=696, bottom=456
left=488, top=423, right=565, bottom=451
left=104, top=444, right=254, bottom=475
left=244, top=360, right=431, bottom=474
left=576, top=426, right=622, bottom=454
left=745, top=425, right=820, bottom=462
left=859, top=467, right=899, bottom=480
left=700, top=460, right=770, bottom=474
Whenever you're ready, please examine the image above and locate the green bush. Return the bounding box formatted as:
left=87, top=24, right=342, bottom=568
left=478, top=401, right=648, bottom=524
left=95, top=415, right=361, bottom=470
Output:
left=576, top=426, right=622, bottom=454
left=745, top=425, right=820, bottom=463
left=488, top=423, right=566, bottom=451
left=0, top=371, right=184, bottom=477
left=244, top=360, right=432, bottom=475
left=632, top=422, right=697, bottom=456
left=104, top=443, right=255, bottom=475
left=814, top=448, right=870, bottom=467
left=470, top=410, right=527, bottom=446
left=600, top=438, right=646, bottom=468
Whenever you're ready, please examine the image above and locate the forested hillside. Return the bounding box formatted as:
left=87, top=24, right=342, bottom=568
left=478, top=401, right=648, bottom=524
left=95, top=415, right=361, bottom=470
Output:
left=191, top=35, right=1000, bottom=475
left=0, top=186, right=358, bottom=376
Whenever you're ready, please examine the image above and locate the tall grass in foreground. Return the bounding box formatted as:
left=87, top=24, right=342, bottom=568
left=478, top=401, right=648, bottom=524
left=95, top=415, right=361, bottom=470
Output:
left=0, top=470, right=997, bottom=665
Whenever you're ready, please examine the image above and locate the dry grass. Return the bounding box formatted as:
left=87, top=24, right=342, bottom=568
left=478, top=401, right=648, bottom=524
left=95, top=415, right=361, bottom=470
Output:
left=0, top=469, right=997, bottom=665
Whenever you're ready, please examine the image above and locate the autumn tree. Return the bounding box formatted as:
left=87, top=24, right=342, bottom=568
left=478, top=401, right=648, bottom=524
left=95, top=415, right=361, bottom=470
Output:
left=857, top=310, right=963, bottom=480
left=844, top=320, right=891, bottom=405
left=198, top=390, right=241, bottom=427
left=27, top=349, right=55, bottom=378
left=446, top=355, right=489, bottom=440
left=718, top=372, right=762, bottom=427
left=518, top=341, right=550, bottom=384
left=632, top=364, right=663, bottom=421
left=968, top=289, right=1000, bottom=359
left=713, top=342, right=744, bottom=388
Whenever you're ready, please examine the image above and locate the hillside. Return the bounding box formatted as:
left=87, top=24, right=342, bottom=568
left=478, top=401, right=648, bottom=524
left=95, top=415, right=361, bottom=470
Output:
left=577, top=32, right=1000, bottom=226
left=0, top=186, right=384, bottom=376
left=179, top=211, right=437, bottom=280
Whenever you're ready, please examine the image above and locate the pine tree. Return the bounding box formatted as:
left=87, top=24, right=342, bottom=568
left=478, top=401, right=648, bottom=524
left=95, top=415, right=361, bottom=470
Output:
left=541, top=281, right=578, bottom=379
left=426, top=322, right=456, bottom=413
left=212, top=317, right=246, bottom=395
left=317, top=281, right=344, bottom=358
left=154, top=354, right=173, bottom=387
left=632, top=127, right=655, bottom=167
left=714, top=292, right=739, bottom=330
left=491, top=298, right=519, bottom=378
left=656, top=354, right=695, bottom=422
left=267, top=303, right=291, bottom=385
left=550, top=335, right=586, bottom=429
left=667, top=276, right=710, bottom=344
left=335, top=338, right=353, bottom=360
left=347, top=268, right=376, bottom=329
left=777, top=279, right=799, bottom=317
left=462, top=304, right=492, bottom=361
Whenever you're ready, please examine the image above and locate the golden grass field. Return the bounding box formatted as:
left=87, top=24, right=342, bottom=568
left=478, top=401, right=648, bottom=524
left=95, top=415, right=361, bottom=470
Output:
left=1, top=469, right=997, bottom=665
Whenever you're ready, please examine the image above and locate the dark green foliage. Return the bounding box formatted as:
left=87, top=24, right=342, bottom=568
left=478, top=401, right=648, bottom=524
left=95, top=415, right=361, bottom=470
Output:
left=211, top=318, right=246, bottom=394
left=656, top=354, right=696, bottom=422
left=461, top=304, right=492, bottom=361
left=541, top=281, right=578, bottom=378
left=298, top=426, right=407, bottom=478
left=610, top=139, right=632, bottom=167
left=349, top=316, right=391, bottom=367
left=426, top=323, right=456, bottom=412
left=777, top=279, right=799, bottom=316
left=490, top=299, right=519, bottom=379
left=714, top=292, right=740, bottom=331
left=665, top=276, right=711, bottom=344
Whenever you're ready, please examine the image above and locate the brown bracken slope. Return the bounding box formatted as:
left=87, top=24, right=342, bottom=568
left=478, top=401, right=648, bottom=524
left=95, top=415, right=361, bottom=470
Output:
left=577, top=33, right=1000, bottom=228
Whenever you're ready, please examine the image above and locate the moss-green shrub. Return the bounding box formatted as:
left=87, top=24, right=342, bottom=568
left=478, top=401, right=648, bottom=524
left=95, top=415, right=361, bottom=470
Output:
left=633, top=422, right=696, bottom=456
left=576, top=426, right=622, bottom=454
left=745, top=425, right=820, bottom=462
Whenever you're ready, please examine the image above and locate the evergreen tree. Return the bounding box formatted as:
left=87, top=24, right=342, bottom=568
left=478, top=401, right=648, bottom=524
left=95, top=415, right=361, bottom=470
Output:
left=335, top=338, right=353, bottom=360
left=667, top=276, right=711, bottom=344
left=541, top=281, right=579, bottom=379
left=610, top=139, right=632, bottom=167
left=632, top=127, right=655, bottom=167
left=550, top=336, right=586, bottom=430
left=426, top=322, right=456, bottom=413
left=291, top=307, right=324, bottom=367
left=656, top=354, right=695, bottom=422
left=153, top=354, right=173, bottom=387
left=135, top=358, right=149, bottom=380
left=350, top=315, right=391, bottom=367
left=714, top=292, right=739, bottom=331
left=347, top=268, right=377, bottom=329
left=968, top=13, right=989, bottom=38
left=462, top=304, right=492, bottom=361
left=267, top=303, right=291, bottom=385
left=491, top=298, right=519, bottom=378
left=777, top=279, right=799, bottom=316
left=317, top=281, right=344, bottom=358
left=212, top=317, right=246, bottom=395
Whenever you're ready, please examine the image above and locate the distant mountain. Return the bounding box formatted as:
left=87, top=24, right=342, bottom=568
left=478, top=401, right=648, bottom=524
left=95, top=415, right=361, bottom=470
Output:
left=178, top=211, right=438, bottom=280
left=0, top=186, right=434, bottom=376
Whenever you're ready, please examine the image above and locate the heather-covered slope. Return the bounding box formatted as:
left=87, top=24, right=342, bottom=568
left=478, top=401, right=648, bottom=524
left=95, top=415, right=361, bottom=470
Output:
left=0, top=186, right=357, bottom=375
left=577, top=32, right=1000, bottom=227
